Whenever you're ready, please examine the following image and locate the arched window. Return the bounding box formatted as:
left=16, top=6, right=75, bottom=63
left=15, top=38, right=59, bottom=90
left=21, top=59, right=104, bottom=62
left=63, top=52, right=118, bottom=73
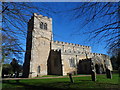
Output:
left=44, top=23, right=47, bottom=30
left=69, top=58, right=75, bottom=67
left=40, top=22, right=43, bottom=29
left=38, top=66, right=40, bottom=73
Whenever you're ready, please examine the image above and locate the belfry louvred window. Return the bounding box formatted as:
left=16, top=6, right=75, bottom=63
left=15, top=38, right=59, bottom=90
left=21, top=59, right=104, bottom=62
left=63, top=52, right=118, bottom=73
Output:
left=40, top=22, right=47, bottom=30
left=44, top=23, right=47, bottom=30
left=40, top=22, right=43, bottom=29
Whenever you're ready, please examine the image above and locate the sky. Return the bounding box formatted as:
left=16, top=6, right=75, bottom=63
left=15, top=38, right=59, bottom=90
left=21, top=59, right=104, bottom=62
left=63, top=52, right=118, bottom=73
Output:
left=40, top=2, right=110, bottom=54
left=2, top=2, right=118, bottom=64
left=23, top=2, right=117, bottom=63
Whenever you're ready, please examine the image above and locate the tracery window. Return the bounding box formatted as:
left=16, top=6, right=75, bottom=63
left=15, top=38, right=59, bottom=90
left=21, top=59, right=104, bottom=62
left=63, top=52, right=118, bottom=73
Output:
left=69, top=58, right=75, bottom=67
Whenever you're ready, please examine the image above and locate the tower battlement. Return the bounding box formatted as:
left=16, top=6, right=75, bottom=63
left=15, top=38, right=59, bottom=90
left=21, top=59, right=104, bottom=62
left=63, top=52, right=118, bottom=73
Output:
left=52, top=40, right=90, bottom=48
left=33, top=13, right=52, bottom=21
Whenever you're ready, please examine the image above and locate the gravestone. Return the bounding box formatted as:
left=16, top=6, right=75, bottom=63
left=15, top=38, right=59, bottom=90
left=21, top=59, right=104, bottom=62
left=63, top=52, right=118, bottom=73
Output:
left=105, top=60, right=112, bottom=79
left=106, top=68, right=112, bottom=79
left=69, top=73, right=74, bottom=83
left=91, top=61, right=96, bottom=81
left=91, top=71, right=96, bottom=81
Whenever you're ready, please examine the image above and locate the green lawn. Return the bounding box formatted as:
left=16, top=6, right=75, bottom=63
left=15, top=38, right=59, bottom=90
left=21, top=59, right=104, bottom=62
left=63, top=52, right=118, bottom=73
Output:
left=2, top=74, right=120, bottom=90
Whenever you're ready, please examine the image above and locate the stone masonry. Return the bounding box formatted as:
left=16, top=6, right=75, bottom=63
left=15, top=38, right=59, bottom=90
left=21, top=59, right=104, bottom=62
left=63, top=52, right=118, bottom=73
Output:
left=23, top=13, right=113, bottom=78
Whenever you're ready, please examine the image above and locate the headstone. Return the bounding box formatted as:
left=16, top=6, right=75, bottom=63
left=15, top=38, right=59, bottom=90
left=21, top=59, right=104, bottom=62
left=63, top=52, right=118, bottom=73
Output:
left=91, top=70, right=96, bottom=81
left=105, top=61, right=112, bottom=79
left=91, top=61, right=96, bottom=81
left=69, top=73, right=74, bottom=83
left=106, top=68, right=112, bottom=79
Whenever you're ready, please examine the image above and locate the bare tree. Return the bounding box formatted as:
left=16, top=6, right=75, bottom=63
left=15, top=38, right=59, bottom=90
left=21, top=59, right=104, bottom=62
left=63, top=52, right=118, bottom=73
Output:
left=68, top=2, right=120, bottom=51
left=1, top=2, right=52, bottom=62
left=1, top=2, right=54, bottom=78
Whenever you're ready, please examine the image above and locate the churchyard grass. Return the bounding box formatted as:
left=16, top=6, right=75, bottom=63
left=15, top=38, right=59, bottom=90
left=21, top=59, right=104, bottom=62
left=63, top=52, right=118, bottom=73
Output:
left=41, top=75, right=61, bottom=77
left=2, top=74, right=120, bottom=90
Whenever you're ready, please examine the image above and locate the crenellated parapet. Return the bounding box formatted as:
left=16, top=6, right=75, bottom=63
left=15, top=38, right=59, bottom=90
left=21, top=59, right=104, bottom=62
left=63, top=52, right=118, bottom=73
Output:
left=52, top=40, right=90, bottom=48
left=51, top=40, right=106, bottom=57
left=53, top=49, right=61, bottom=52
left=88, top=53, right=104, bottom=57
left=33, top=13, right=52, bottom=21
left=92, top=53, right=102, bottom=56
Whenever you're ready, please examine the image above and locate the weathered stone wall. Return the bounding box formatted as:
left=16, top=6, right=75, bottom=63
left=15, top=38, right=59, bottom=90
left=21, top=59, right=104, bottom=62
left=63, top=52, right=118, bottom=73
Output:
left=51, top=40, right=112, bottom=75
left=51, top=40, right=92, bottom=75
left=23, top=13, right=113, bottom=78
left=61, top=54, right=92, bottom=75
left=52, top=41, right=91, bottom=53
left=23, top=16, right=34, bottom=78
left=29, top=13, right=52, bottom=77
left=23, top=13, right=52, bottom=77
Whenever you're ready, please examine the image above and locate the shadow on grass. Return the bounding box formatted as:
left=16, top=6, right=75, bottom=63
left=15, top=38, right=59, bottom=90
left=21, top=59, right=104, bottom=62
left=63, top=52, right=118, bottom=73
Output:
left=3, top=80, right=82, bottom=90
left=3, top=80, right=59, bottom=90
left=2, top=80, right=95, bottom=90
left=2, top=79, right=120, bottom=90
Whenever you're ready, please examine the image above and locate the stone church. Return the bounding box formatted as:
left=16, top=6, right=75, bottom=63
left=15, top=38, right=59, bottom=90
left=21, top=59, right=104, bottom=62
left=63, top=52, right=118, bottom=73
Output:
left=23, top=13, right=112, bottom=78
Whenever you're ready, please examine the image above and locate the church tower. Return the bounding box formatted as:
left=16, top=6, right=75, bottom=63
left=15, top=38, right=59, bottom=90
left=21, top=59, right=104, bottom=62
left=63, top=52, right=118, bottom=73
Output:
left=23, top=13, right=52, bottom=77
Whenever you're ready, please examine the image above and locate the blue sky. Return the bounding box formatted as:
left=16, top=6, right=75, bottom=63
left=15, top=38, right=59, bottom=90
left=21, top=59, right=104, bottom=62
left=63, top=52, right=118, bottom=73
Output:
left=24, top=2, right=112, bottom=56
left=21, top=2, right=109, bottom=55
left=42, top=2, right=110, bottom=54
left=3, top=2, right=118, bottom=63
